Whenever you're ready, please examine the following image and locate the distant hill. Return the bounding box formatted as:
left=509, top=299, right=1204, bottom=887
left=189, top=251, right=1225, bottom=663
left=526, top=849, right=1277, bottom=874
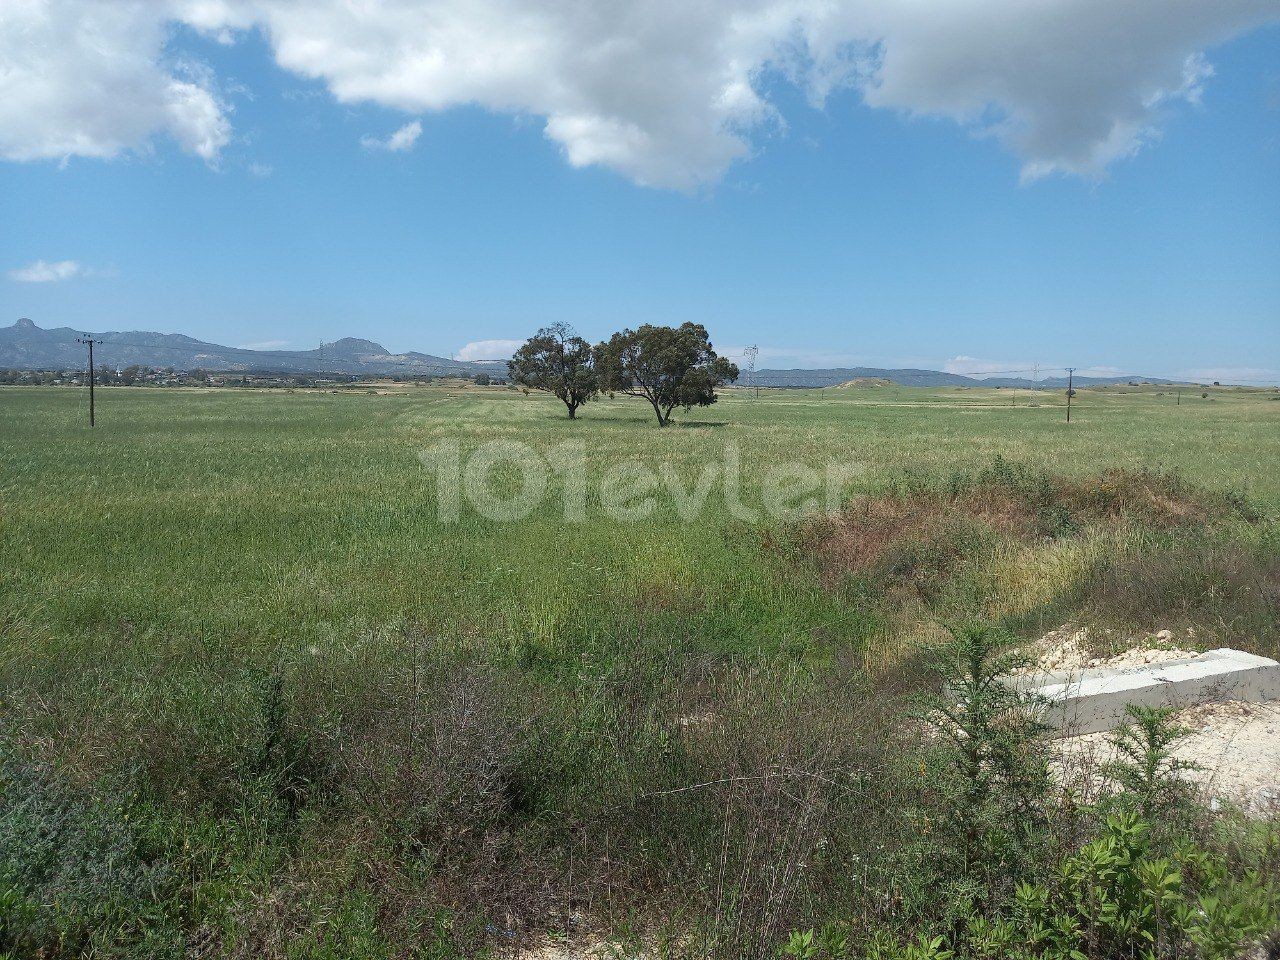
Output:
left=2, top=318, right=1188, bottom=386
left=746, top=366, right=1181, bottom=389
left=834, top=377, right=892, bottom=388
left=0, top=318, right=503, bottom=377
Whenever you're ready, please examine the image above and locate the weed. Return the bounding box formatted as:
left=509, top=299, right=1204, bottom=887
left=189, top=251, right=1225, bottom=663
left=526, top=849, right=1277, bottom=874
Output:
left=1103, top=705, right=1200, bottom=822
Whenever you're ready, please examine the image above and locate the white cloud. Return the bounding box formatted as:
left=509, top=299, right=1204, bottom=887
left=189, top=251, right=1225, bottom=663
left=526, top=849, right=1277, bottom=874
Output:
left=1, top=1, right=1276, bottom=186
left=8, top=259, right=84, bottom=282
left=360, top=120, right=422, bottom=152
left=795, top=3, right=1274, bottom=181
left=247, top=161, right=274, bottom=177
left=454, top=339, right=521, bottom=362
left=0, top=2, right=230, bottom=164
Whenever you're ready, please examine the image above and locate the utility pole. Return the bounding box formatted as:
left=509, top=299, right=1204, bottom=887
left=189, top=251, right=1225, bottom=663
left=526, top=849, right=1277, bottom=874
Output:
left=743, top=345, right=759, bottom=400
left=1065, top=367, right=1075, bottom=423
left=76, top=334, right=102, bottom=426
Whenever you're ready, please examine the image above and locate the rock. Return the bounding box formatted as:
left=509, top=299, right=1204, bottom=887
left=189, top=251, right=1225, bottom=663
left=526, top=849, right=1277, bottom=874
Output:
left=1156, top=629, right=1173, bottom=642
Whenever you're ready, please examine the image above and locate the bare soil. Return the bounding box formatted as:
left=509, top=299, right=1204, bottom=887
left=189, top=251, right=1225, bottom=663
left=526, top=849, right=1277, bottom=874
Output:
left=1024, top=627, right=1280, bottom=813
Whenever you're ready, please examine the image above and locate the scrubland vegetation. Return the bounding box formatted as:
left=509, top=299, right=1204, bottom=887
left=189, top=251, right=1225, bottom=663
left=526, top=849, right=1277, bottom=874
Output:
left=0, top=384, right=1277, bottom=957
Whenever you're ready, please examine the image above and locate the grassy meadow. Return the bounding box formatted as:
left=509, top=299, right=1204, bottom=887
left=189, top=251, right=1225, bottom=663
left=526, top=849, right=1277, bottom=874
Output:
left=1, top=382, right=1278, bottom=957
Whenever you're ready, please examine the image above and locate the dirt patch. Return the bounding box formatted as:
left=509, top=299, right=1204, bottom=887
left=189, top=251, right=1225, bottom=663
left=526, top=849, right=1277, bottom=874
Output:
left=834, top=377, right=892, bottom=388
left=1019, top=627, right=1280, bottom=813
left=517, top=940, right=611, bottom=959
left=1056, top=699, right=1280, bottom=814
left=1017, top=624, right=1200, bottom=673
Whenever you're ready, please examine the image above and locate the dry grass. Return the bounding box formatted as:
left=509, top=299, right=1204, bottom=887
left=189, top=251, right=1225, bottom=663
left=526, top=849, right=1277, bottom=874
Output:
left=802, top=488, right=1033, bottom=590
left=805, top=465, right=1252, bottom=590
left=796, top=463, right=1276, bottom=668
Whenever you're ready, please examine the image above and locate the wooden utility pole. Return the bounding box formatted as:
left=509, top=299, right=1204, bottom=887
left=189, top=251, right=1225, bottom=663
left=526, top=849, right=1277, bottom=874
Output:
left=743, top=345, right=759, bottom=399
left=76, top=334, right=103, bottom=426
left=1065, top=367, right=1075, bottom=423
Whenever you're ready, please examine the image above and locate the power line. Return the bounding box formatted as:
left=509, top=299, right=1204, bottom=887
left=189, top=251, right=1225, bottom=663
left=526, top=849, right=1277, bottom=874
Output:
left=967, top=366, right=1074, bottom=377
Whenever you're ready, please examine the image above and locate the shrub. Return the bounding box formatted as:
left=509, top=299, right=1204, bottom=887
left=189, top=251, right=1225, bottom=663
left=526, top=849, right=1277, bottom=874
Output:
left=918, top=623, right=1052, bottom=890
left=1103, top=705, right=1200, bottom=822
left=0, top=749, right=181, bottom=958
left=784, top=624, right=1280, bottom=960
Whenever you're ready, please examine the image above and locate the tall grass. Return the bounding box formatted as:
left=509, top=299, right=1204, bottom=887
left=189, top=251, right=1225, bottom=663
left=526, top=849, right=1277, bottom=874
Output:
left=0, top=384, right=1276, bottom=955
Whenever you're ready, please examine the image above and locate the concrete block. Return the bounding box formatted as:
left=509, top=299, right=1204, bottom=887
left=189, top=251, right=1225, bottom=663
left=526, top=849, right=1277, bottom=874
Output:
left=1012, top=648, right=1280, bottom=736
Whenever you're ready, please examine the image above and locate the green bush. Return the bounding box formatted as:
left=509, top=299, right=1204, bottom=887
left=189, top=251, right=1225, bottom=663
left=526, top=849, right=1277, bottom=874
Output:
left=0, top=750, right=182, bottom=958
left=918, top=623, right=1052, bottom=896
left=781, top=629, right=1280, bottom=960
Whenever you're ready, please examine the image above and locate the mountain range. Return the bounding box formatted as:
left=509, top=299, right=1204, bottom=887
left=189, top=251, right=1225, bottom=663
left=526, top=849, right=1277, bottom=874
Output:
left=0, top=317, right=501, bottom=377
left=2, top=318, right=1181, bottom=387
left=745, top=367, right=1178, bottom=389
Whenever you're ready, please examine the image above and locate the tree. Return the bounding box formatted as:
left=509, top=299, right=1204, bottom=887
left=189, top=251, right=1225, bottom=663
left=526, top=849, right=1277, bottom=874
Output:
left=473, top=372, right=491, bottom=386
left=595, top=322, right=738, bottom=426
left=507, top=323, right=598, bottom=419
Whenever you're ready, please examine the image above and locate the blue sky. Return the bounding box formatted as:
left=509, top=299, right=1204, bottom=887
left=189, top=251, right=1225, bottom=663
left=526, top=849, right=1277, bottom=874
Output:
left=2, top=4, right=1277, bottom=382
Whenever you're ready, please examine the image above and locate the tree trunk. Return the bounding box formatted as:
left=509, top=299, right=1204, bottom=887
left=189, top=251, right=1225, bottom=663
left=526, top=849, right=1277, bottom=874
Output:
left=567, top=401, right=577, bottom=419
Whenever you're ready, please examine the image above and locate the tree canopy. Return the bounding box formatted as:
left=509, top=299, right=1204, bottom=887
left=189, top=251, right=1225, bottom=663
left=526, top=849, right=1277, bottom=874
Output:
left=506, top=323, right=599, bottom=419
left=595, top=322, right=738, bottom=425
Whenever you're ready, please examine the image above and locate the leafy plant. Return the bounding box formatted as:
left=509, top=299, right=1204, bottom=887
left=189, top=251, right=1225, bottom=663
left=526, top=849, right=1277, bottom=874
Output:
left=846, top=813, right=1280, bottom=960
left=922, top=623, right=1051, bottom=885
left=0, top=749, right=181, bottom=958
left=1103, top=705, right=1200, bottom=821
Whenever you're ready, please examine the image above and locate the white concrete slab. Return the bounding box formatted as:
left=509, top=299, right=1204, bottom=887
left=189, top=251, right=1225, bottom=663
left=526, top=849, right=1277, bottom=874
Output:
left=1012, top=648, right=1280, bottom=736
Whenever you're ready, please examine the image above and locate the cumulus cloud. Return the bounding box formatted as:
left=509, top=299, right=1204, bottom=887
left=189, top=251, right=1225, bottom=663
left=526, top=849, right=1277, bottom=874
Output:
left=454, top=339, right=521, bottom=362
left=795, top=2, right=1275, bottom=181
left=0, top=2, right=230, bottom=164
left=360, top=120, right=423, bottom=152
left=2, top=1, right=1276, bottom=186
left=8, top=259, right=85, bottom=282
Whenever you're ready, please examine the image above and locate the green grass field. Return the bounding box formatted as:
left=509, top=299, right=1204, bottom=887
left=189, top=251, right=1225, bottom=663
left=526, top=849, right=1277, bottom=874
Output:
left=1, top=382, right=1278, bottom=957
left=3, top=383, right=1277, bottom=654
